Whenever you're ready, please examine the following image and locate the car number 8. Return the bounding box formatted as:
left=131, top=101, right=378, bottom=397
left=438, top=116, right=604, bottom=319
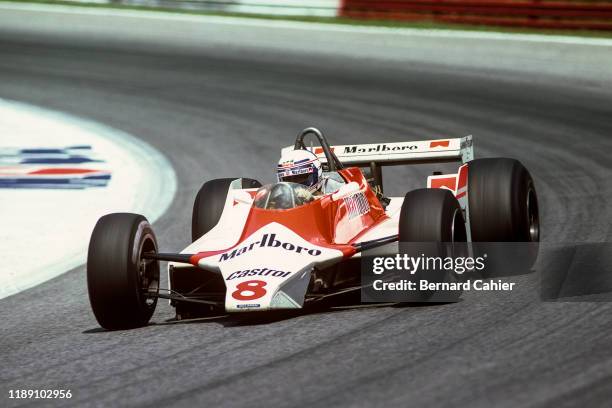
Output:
left=232, top=280, right=267, bottom=301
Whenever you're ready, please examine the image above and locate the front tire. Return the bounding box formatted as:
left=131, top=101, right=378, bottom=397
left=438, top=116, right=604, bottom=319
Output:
left=399, top=188, right=467, bottom=243
left=398, top=188, right=466, bottom=301
left=87, top=213, right=159, bottom=330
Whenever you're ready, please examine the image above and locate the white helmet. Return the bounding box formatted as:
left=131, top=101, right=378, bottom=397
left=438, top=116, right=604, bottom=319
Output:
left=277, top=149, right=323, bottom=193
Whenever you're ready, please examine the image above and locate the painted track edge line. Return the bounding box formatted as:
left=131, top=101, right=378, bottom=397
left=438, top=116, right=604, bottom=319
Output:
left=0, top=98, right=177, bottom=300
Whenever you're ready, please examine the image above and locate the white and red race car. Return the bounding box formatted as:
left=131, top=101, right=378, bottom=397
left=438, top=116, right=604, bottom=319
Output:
left=87, top=128, right=539, bottom=330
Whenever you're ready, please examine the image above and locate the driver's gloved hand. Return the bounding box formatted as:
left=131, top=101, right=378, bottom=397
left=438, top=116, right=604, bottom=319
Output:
left=378, top=195, right=391, bottom=209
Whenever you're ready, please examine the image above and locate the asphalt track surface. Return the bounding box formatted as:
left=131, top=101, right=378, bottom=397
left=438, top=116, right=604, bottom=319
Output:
left=1, top=29, right=612, bottom=408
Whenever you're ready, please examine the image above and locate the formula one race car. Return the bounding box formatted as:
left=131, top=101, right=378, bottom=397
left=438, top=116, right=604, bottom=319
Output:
left=87, top=128, right=539, bottom=330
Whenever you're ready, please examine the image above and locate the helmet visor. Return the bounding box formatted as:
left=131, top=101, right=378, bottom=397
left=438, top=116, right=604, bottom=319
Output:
left=281, top=172, right=311, bottom=185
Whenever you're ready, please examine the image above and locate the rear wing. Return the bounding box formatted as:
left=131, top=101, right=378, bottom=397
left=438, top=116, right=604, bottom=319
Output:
left=281, top=135, right=473, bottom=193
left=282, top=135, right=473, bottom=167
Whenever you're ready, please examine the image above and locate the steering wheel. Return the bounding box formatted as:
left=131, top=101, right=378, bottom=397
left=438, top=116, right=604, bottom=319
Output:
left=293, top=127, right=344, bottom=171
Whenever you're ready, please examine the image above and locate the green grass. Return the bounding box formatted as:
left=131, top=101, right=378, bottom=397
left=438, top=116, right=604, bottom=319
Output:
left=4, top=0, right=612, bottom=39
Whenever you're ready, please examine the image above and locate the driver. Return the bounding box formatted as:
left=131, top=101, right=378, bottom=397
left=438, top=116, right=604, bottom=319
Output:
left=277, top=149, right=342, bottom=195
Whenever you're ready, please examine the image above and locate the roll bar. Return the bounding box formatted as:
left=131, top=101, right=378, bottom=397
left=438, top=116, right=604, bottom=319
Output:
left=294, top=127, right=344, bottom=171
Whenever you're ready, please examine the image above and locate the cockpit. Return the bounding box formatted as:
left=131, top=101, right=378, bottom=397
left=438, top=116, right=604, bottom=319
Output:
left=253, top=182, right=316, bottom=210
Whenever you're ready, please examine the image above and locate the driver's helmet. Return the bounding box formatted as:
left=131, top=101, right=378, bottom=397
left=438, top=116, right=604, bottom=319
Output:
left=277, top=149, right=323, bottom=193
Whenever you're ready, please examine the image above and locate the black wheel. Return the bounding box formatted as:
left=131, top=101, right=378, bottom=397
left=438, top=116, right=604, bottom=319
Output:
left=192, top=178, right=261, bottom=242
left=467, top=158, right=539, bottom=275
left=87, top=213, right=159, bottom=330
left=467, top=158, right=539, bottom=242
left=398, top=188, right=467, bottom=301
left=400, top=188, right=467, bottom=243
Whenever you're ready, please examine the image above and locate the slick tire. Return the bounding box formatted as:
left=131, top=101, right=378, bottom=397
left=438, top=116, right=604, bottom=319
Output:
left=467, top=158, right=539, bottom=242
left=399, top=188, right=467, bottom=243
left=467, top=158, right=540, bottom=275
left=87, top=213, right=159, bottom=330
left=398, top=188, right=467, bottom=302
left=192, top=178, right=261, bottom=241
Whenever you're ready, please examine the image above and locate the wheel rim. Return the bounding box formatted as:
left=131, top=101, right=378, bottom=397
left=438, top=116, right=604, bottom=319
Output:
left=138, top=235, right=159, bottom=308
left=526, top=187, right=540, bottom=242
left=449, top=207, right=468, bottom=262
left=451, top=208, right=467, bottom=243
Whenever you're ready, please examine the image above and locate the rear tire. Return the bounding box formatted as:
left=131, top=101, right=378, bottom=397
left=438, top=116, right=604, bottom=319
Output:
left=467, top=158, right=539, bottom=242
left=467, top=158, right=539, bottom=274
left=192, top=178, right=261, bottom=242
left=87, top=213, right=159, bottom=330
